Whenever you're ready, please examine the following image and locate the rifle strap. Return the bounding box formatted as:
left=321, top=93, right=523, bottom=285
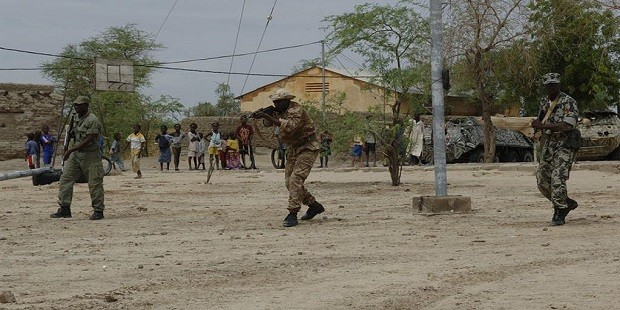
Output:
left=542, top=97, right=560, bottom=124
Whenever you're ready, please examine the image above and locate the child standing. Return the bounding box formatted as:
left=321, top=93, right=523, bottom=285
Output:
left=169, top=123, right=186, bottom=171
left=155, top=125, right=173, bottom=171
left=226, top=132, right=242, bottom=170
left=109, top=132, right=126, bottom=171
left=125, top=124, right=146, bottom=179
left=24, top=132, right=40, bottom=169
left=187, top=123, right=200, bottom=170
left=40, top=125, right=57, bottom=166
left=198, top=132, right=206, bottom=170
left=208, top=122, right=222, bottom=170
left=319, top=130, right=332, bottom=168
left=350, top=134, right=363, bottom=167
left=219, top=133, right=229, bottom=169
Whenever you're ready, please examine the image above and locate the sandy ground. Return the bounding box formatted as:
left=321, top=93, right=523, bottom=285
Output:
left=0, top=149, right=619, bottom=310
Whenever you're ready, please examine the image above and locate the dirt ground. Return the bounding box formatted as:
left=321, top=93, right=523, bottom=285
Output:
left=0, top=149, right=618, bottom=310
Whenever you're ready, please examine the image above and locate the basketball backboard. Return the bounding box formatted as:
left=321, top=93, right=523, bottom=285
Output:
left=94, top=58, right=134, bottom=92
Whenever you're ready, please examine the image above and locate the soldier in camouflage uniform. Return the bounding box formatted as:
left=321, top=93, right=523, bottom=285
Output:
left=51, top=96, right=106, bottom=220
left=255, top=89, right=325, bottom=227
left=531, top=73, right=579, bottom=226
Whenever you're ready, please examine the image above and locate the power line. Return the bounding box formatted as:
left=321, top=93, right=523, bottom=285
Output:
left=240, top=0, right=278, bottom=94
left=153, top=0, right=179, bottom=40
left=227, top=0, right=247, bottom=85
left=0, top=46, right=87, bottom=61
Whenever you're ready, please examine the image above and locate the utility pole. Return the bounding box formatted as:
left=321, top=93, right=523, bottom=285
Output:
left=430, top=0, right=447, bottom=196
left=321, top=40, right=327, bottom=126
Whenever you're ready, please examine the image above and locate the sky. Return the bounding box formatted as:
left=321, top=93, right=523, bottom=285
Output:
left=0, top=0, right=401, bottom=107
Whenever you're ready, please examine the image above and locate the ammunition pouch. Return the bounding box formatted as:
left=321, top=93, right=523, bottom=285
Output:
left=563, top=129, right=583, bottom=150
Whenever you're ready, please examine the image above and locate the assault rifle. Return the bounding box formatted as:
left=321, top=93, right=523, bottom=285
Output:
left=61, top=112, right=76, bottom=169
left=249, top=105, right=278, bottom=127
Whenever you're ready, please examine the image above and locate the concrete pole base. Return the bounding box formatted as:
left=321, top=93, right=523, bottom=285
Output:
left=416, top=195, right=471, bottom=214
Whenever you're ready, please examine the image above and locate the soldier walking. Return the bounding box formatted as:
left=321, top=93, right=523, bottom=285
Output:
left=254, top=89, right=325, bottom=227
left=531, top=73, right=580, bottom=226
left=51, top=96, right=105, bottom=220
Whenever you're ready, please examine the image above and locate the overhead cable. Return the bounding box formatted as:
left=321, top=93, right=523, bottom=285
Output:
left=153, top=0, right=179, bottom=40
left=240, top=0, right=278, bottom=94
left=227, top=0, right=247, bottom=85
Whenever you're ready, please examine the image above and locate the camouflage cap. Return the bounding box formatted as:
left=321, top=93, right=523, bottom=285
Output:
left=542, top=73, right=560, bottom=85
left=73, top=96, right=90, bottom=105
left=269, top=88, right=296, bottom=101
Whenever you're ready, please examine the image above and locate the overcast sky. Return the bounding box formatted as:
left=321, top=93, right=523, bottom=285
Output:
left=0, top=0, right=402, bottom=107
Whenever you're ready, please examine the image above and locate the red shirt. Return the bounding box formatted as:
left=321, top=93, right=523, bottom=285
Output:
left=236, top=124, right=254, bottom=145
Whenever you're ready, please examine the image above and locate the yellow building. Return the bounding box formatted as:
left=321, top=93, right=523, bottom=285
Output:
left=236, top=66, right=513, bottom=117
left=237, top=66, right=397, bottom=113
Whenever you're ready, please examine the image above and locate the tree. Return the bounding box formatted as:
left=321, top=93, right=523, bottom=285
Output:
left=444, top=0, right=530, bottom=163
left=323, top=0, right=430, bottom=185
left=184, top=101, right=219, bottom=117
left=528, top=0, right=620, bottom=112
left=214, top=83, right=239, bottom=116
left=41, top=23, right=165, bottom=144
left=139, top=95, right=184, bottom=156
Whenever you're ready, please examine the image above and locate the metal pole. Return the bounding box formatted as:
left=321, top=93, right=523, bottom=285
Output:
left=430, top=0, right=448, bottom=196
left=0, top=167, right=53, bottom=182
left=321, top=40, right=326, bottom=126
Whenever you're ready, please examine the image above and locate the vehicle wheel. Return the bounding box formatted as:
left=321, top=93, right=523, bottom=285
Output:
left=505, top=150, right=519, bottom=162
left=522, top=151, right=534, bottom=162
left=101, top=156, right=112, bottom=176
left=607, top=147, right=620, bottom=160
left=468, top=149, right=485, bottom=163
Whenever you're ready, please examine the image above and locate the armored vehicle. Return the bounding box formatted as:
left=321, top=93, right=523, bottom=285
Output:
left=421, top=116, right=534, bottom=164
left=576, top=111, right=620, bottom=160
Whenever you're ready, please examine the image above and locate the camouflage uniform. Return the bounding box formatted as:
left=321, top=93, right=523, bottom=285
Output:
left=536, top=92, right=578, bottom=210
left=58, top=112, right=105, bottom=212
left=278, top=101, right=319, bottom=211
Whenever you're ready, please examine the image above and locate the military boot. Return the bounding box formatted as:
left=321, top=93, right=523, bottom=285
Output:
left=567, top=198, right=578, bottom=211
left=50, top=206, right=72, bottom=218
left=89, top=211, right=104, bottom=221
left=300, top=201, right=325, bottom=221
left=550, top=207, right=567, bottom=226
left=283, top=212, right=299, bottom=227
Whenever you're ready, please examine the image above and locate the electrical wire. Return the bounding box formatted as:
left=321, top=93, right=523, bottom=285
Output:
left=0, top=46, right=87, bottom=61
left=227, top=0, right=247, bottom=85
left=240, top=0, right=278, bottom=95
left=153, top=0, right=179, bottom=40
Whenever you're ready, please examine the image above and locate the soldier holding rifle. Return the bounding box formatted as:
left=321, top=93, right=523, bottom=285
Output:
left=51, top=96, right=106, bottom=220
left=252, top=89, right=326, bottom=227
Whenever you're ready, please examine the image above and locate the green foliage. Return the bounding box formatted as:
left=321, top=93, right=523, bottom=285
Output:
left=40, top=23, right=166, bottom=152
left=214, top=83, right=239, bottom=116
left=528, top=0, right=620, bottom=111
left=185, top=101, right=219, bottom=117
left=323, top=0, right=430, bottom=121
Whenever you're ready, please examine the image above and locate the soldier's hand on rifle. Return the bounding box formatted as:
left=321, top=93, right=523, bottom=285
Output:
left=63, top=148, right=73, bottom=161
left=531, top=118, right=543, bottom=129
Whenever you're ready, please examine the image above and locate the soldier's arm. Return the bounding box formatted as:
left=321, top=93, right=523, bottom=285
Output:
left=67, top=133, right=98, bottom=154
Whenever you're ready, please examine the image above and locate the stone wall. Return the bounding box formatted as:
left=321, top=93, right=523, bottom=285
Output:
left=0, top=83, right=62, bottom=161
left=181, top=115, right=278, bottom=149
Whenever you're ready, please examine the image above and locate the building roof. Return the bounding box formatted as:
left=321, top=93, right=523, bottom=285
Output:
left=234, top=66, right=385, bottom=100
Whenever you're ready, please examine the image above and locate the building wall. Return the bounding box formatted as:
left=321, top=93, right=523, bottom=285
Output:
left=240, top=67, right=395, bottom=113
left=0, top=83, right=62, bottom=161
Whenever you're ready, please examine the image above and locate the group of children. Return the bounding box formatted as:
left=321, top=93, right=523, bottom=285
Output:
left=24, top=125, right=57, bottom=169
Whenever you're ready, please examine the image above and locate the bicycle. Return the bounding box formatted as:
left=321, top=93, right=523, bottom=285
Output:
left=271, top=143, right=287, bottom=169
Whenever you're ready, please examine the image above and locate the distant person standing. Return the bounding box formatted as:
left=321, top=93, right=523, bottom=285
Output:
left=254, top=89, right=325, bottom=227
left=319, top=130, right=332, bottom=168
left=109, top=132, right=126, bottom=171
left=187, top=123, right=200, bottom=170
left=51, top=96, right=105, bottom=220
left=169, top=123, right=186, bottom=171
left=237, top=115, right=256, bottom=169
left=531, top=73, right=580, bottom=226
left=407, top=114, right=424, bottom=165
left=351, top=135, right=363, bottom=167
left=155, top=125, right=173, bottom=171
left=40, top=125, right=57, bottom=166
left=24, top=132, right=40, bottom=169
left=208, top=122, right=222, bottom=170
left=125, top=124, right=146, bottom=179
left=364, top=115, right=377, bottom=167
